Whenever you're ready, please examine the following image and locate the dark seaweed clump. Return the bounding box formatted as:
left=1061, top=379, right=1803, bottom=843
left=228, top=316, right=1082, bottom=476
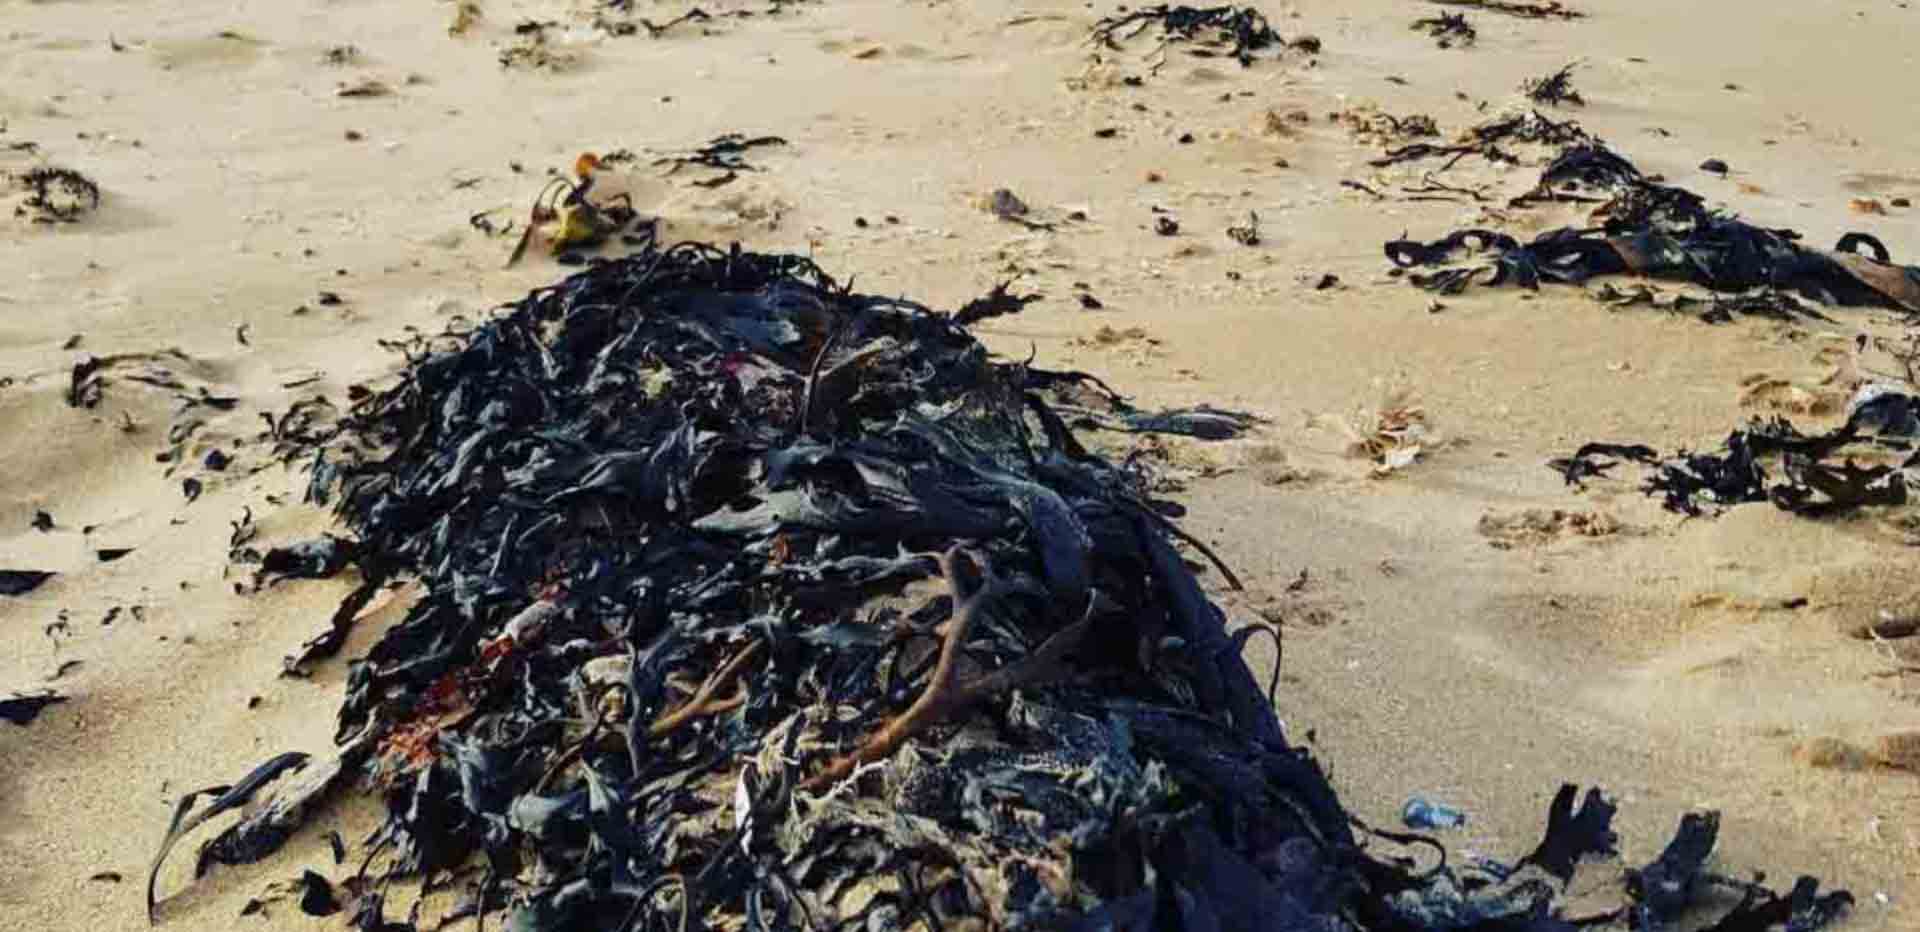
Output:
left=146, top=239, right=1852, bottom=932
left=13, top=166, right=100, bottom=222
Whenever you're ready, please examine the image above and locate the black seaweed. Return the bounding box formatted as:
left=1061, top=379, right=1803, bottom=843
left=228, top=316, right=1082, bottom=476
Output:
left=1090, top=5, right=1294, bottom=67
left=0, top=569, right=55, bottom=595
left=153, top=238, right=1851, bottom=931
left=14, top=166, right=101, bottom=222
left=1387, top=141, right=1920, bottom=312
left=1, top=690, right=67, bottom=725
left=1553, top=398, right=1916, bottom=516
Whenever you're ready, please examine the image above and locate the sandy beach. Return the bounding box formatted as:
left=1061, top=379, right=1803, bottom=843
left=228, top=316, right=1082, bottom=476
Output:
left=3, top=0, right=1918, bottom=928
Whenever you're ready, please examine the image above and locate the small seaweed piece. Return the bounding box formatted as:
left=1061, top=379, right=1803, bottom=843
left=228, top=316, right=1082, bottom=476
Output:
left=14, top=166, right=101, bottom=222
left=147, top=753, right=314, bottom=922
left=1, top=690, right=67, bottom=725
left=1411, top=12, right=1476, bottom=47
left=1524, top=63, right=1585, bottom=107
left=0, top=569, right=55, bottom=596
left=953, top=279, right=1042, bottom=326
left=1090, top=4, right=1289, bottom=67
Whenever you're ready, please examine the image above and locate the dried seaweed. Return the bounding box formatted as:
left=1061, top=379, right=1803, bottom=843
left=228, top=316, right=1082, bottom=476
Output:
left=158, top=238, right=1851, bottom=931
left=14, top=166, right=100, bottom=222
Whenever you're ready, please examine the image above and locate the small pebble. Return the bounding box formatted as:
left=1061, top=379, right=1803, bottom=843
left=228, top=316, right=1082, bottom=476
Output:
left=1699, top=158, right=1729, bottom=174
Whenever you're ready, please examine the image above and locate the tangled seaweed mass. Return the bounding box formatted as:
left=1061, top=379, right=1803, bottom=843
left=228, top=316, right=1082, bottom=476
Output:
left=1386, top=140, right=1920, bottom=312
left=140, top=237, right=1856, bottom=931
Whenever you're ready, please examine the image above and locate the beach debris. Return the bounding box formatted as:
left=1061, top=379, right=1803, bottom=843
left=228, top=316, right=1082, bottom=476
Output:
left=1426, top=0, right=1582, bottom=19
left=1523, top=63, right=1585, bottom=107
left=498, top=24, right=582, bottom=72
left=1311, top=382, right=1435, bottom=475
left=147, top=752, right=318, bottom=922
left=1227, top=211, right=1261, bottom=245
left=1155, top=215, right=1180, bottom=235
left=32, top=510, right=54, bottom=532
left=1700, top=157, right=1730, bottom=175
left=257, top=537, right=358, bottom=582
left=986, top=186, right=1030, bottom=220
left=0, top=570, right=55, bottom=596
left=653, top=133, right=786, bottom=187
left=97, top=547, right=134, bottom=562
left=1849, top=611, right=1920, bottom=640
left=1411, top=12, right=1476, bottom=47
left=448, top=1, right=481, bottom=37
left=90, top=871, right=123, bottom=883
left=319, top=45, right=359, bottom=66
left=1337, top=107, right=1441, bottom=145
left=1549, top=387, right=1917, bottom=516
left=1402, top=796, right=1468, bottom=830
left=1387, top=143, right=1920, bottom=312
left=1090, top=4, right=1310, bottom=69
left=506, top=152, right=638, bottom=266
left=334, top=78, right=392, bottom=98
left=158, top=237, right=1852, bottom=931
left=952, top=278, right=1041, bottom=326
left=1593, top=282, right=1831, bottom=324
left=1369, top=108, right=1587, bottom=171
left=12, top=166, right=100, bottom=223
left=1, top=690, right=67, bottom=725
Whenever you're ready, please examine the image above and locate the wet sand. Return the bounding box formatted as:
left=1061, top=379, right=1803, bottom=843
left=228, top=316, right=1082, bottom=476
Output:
left=2, top=1, right=1917, bottom=928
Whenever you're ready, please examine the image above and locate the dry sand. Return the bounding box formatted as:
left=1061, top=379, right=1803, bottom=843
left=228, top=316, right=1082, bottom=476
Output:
left=3, top=0, right=1918, bottom=928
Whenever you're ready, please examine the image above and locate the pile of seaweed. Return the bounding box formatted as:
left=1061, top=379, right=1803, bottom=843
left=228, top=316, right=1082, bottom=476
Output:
left=148, top=239, right=1853, bottom=931
left=1385, top=139, right=1920, bottom=315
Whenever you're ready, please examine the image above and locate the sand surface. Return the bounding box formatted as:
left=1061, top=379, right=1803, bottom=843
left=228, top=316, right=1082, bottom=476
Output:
left=3, top=0, right=1918, bottom=928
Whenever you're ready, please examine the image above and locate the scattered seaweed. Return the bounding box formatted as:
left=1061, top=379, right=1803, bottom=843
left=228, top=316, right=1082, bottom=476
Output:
left=1385, top=142, right=1920, bottom=312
